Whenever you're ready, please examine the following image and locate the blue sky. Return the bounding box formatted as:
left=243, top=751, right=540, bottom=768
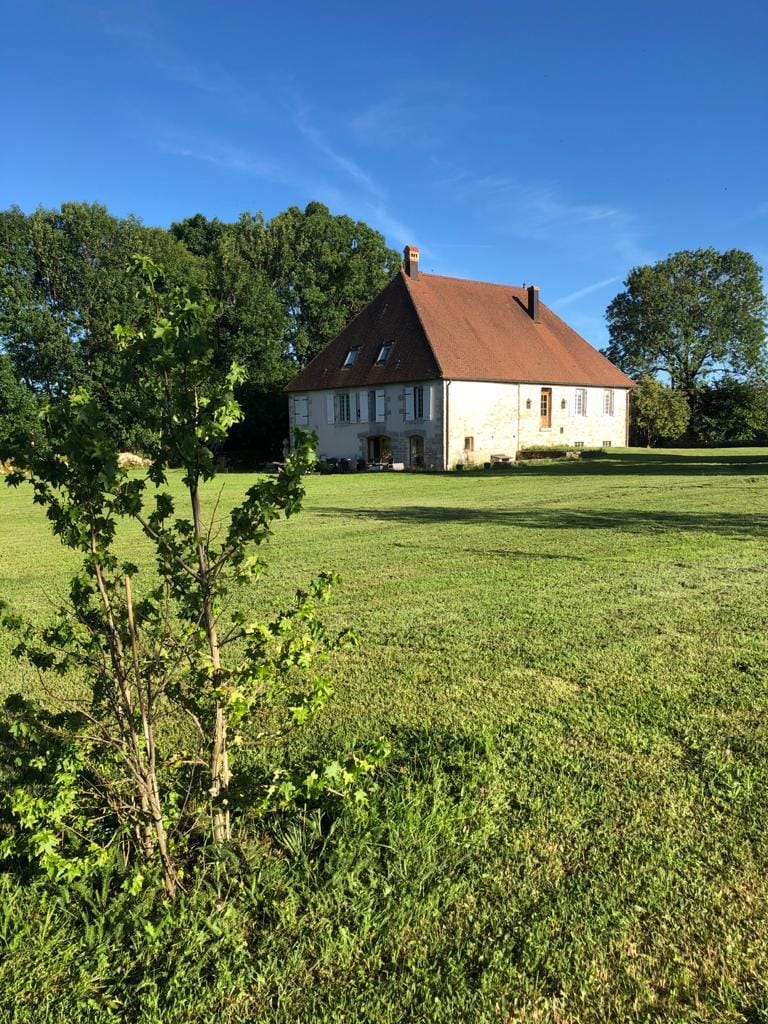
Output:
left=1, top=0, right=766, bottom=346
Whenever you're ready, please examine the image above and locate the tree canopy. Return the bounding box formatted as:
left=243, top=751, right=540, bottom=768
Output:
left=605, top=248, right=767, bottom=398
left=631, top=376, right=691, bottom=447
left=1, top=201, right=399, bottom=461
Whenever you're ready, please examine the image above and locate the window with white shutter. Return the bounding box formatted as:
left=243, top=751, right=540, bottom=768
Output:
left=375, top=390, right=385, bottom=423
left=357, top=391, right=369, bottom=423
left=404, top=387, right=415, bottom=421
left=326, top=395, right=335, bottom=424
left=294, top=396, right=309, bottom=426
left=335, top=394, right=351, bottom=423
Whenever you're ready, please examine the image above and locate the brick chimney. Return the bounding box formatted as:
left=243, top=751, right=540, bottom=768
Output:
left=403, top=245, right=420, bottom=280
left=527, top=284, right=540, bottom=322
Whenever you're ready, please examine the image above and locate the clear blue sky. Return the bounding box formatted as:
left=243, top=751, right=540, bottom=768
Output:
left=2, top=0, right=766, bottom=347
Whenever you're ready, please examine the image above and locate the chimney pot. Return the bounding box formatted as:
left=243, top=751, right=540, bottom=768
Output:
left=404, top=245, right=420, bottom=280
left=527, top=284, right=540, bottom=322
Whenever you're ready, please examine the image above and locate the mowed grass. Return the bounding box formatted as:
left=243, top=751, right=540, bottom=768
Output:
left=1, top=448, right=768, bottom=1023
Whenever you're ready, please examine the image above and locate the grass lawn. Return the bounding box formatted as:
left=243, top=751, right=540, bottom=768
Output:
left=1, top=448, right=768, bottom=1023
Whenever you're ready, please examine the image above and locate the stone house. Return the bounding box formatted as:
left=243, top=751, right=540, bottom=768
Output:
left=285, top=246, right=633, bottom=469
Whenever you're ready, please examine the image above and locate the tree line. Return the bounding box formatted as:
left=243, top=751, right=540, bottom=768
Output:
left=0, top=201, right=399, bottom=463
left=604, top=247, right=768, bottom=445
left=1, top=205, right=766, bottom=457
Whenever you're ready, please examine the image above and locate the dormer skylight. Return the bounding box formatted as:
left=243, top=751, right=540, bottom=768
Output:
left=376, top=342, right=392, bottom=364
left=342, top=347, right=359, bottom=368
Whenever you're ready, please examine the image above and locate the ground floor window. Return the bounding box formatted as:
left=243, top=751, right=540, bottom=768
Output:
left=367, top=435, right=392, bottom=464
left=464, top=436, right=474, bottom=452
left=409, top=435, right=425, bottom=467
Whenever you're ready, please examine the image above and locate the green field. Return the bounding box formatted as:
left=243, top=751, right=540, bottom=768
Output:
left=2, top=449, right=768, bottom=1023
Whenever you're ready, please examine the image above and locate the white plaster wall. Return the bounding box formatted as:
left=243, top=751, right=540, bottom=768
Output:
left=445, top=380, right=520, bottom=469
left=289, top=381, right=630, bottom=468
left=516, top=384, right=628, bottom=450
left=288, top=381, right=444, bottom=467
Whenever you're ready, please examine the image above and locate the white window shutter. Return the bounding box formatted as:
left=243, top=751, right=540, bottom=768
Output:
left=423, top=384, right=431, bottom=421
left=358, top=390, right=369, bottom=423
left=326, top=394, right=335, bottom=424
left=375, top=390, right=385, bottom=423
left=404, top=387, right=415, bottom=421
left=294, top=396, right=308, bottom=426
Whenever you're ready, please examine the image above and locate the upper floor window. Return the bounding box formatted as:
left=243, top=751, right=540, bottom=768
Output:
left=575, top=388, right=587, bottom=416
left=404, top=385, right=430, bottom=422
left=376, top=342, right=392, bottom=364
left=342, top=347, right=359, bottom=368
left=603, top=389, right=614, bottom=416
left=414, top=386, right=425, bottom=419
left=336, top=393, right=351, bottom=422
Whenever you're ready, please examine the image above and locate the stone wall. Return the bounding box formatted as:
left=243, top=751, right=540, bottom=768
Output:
left=290, top=380, right=630, bottom=468
left=288, top=381, right=444, bottom=468
left=517, top=383, right=628, bottom=451
left=445, top=380, right=519, bottom=468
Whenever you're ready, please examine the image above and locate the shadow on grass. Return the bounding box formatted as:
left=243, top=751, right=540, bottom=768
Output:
left=317, top=504, right=768, bottom=536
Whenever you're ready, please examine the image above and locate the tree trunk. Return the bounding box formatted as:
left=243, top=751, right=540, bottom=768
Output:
left=189, top=481, right=231, bottom=842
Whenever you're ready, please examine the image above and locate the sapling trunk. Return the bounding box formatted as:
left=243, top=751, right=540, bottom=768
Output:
left=189, top=480, right=231, bottom=842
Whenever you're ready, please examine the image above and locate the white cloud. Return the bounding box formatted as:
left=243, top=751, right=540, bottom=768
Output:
left=552, top=276, right=622, bottom=308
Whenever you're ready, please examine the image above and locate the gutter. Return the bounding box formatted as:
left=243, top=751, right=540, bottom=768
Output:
left=444, top=379, right=451, bottom=471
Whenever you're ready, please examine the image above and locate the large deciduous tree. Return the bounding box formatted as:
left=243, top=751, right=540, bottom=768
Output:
left=0, top=202, right=202, bottom=450
left=2, top=201, right=398, bottom=463
left=605, top=249, right=767, bottom=402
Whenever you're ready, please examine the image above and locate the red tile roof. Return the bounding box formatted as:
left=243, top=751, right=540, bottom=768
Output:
left=286, top=269, right=633, bottom=392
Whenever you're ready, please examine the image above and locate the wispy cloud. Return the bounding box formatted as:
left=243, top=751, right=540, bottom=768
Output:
left=292, top=103, right=418, bottom=248
left=552, top=275, right=622, bottom=308
left=84, top=2, right=261, bottom=113
left=157, top=137, right=281, bottom=179
left=294, top=108, right=385, bottom=200
left=438, top=168, right=652, bottom=267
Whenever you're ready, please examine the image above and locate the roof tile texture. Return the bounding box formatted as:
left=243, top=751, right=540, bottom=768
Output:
left=286, top=270, right=633, bottom=392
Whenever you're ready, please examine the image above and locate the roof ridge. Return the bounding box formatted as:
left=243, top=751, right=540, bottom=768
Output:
left=417, top=271, right=527, bottom=291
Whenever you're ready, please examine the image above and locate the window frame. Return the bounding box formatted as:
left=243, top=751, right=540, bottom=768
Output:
left=376, top=342, right=392, bottom=364
left=575, top=387, right=587, bottom=417
left=336, top=393, right=351, bottom=423
left=342, top=347, right=360, bottom=368
left=540, top=387, right=552, bottom=428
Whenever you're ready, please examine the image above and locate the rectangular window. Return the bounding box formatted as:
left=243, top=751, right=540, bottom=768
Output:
left=575, top=388, right=587, bottom=416
left=464, top=436, right=474, bottom=451
left=414, top=386, right=424, bottom=420
left=603, top=440, right=612, bottom=448
left=376, top=342, right=392, bottom=364
left=574, top=441, right=585, bottom=448
left=540, top=387, right=552, bottom=428
left=405, top=385, right=430, bottom=421
left=335, top=393, right=351, bottom=422
left=342, top=347, right=359, bottom=368
left=603, top=389, right=614, bottom=416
